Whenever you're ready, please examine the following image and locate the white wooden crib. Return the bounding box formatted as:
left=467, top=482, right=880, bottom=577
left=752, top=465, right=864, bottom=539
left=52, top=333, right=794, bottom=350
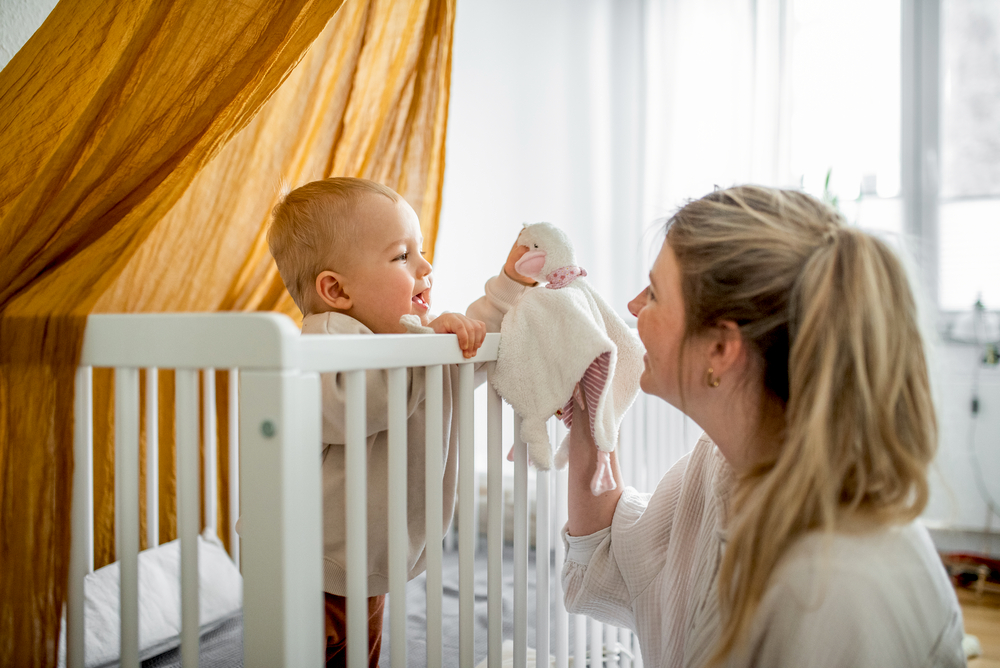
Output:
left=67, top=312, right=696, bottom=668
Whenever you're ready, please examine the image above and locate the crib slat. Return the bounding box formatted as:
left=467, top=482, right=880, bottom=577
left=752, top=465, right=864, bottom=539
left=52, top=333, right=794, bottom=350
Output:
left=203, top=368, right=218, bottom=534
left=606, top=623, right=619, bottom=667
left=647, top=398, right=658, bottom=493
left=227, top=368, right=239, bottom=566
left=536, top=468, right=550, bottom=667
left=619, top=627, right=632, bottom=668
left=69, top=366, right=94, bottom=668
left=115, top=367, right=141, bottom=668
left=176, top=369, right=201, bottom=667
left=590, top=618, right=602, bottom=668
left=628, top=399, right=640, bottom=492
left=424, top=364, right=444, bottom=668
left=645, top=399, right=655, bottom=491
left=458, top=363, right=475, bottom=667
left=386, top=367, right=408, bottom=668
left=486, top=375, right=503, bottom=668
left=633, top=631, right=644, bottom=668
left=473, top=447, right=481, bottom=556
left=574, top=614, right=587, bottom=668
left=513, top=414, right=528, bottom=668
left=618, top=399, right=632, bottom=493
left=553, top=463, right=568, bottom=668
left=631, top=397, right=641, bottom=493
left=146, top=368, right=159, bottom=548
left=344, top=370, right=367, bottom=668
left=293, top=372, right=325, bottom=667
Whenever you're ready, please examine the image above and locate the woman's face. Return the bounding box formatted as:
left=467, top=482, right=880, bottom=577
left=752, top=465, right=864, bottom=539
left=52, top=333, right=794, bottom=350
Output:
left=628, top=242, right=701, bottom=407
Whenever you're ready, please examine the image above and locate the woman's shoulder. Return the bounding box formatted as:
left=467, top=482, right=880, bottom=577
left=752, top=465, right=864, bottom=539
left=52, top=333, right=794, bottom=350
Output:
left=775, top=520, right=952, bottom=593
left=746, top=520, right=965, bottom=666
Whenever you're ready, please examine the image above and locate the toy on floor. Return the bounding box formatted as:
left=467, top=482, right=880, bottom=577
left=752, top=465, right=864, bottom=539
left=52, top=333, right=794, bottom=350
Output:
left=492, top=223, right=643, bottom=495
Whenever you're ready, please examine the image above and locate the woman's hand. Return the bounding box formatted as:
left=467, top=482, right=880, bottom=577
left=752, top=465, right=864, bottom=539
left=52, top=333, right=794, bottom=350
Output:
left=428, top=313, right=487, bottom=358
left=503, top=239, right=538, bottom=286
left=565, top=386, right=624, bottom=536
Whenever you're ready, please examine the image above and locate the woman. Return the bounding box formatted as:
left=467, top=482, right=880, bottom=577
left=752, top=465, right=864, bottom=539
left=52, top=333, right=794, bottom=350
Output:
left=563, top=186, right=965, bottom=667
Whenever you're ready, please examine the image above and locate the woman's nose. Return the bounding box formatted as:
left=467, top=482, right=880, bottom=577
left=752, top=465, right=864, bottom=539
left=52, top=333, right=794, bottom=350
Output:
left=628, top=288, right=647, bottom=317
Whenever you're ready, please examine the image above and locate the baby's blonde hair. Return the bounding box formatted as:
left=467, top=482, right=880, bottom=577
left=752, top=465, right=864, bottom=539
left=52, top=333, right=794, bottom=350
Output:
left=664, top=186, right=936, bottom=665
left=268, top=177, right=401, bottom=314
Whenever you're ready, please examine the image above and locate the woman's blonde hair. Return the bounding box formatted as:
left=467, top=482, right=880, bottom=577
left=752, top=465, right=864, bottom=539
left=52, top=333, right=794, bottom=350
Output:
left=665, top=185, right=937, bottom=663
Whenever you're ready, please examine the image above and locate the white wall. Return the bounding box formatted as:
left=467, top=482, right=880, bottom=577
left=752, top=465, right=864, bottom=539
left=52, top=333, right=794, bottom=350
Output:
left=925, top=341, right=1000, bottom=551
left=0, top=0, right=58, bottom=70
left=432, top=0, right=651, bottom=320
left=431, top=0, right=583, bottom=314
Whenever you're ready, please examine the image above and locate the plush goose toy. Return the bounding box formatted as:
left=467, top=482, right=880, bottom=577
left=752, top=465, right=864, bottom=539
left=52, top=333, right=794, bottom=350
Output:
left=492, top=223, right=643, bottom=495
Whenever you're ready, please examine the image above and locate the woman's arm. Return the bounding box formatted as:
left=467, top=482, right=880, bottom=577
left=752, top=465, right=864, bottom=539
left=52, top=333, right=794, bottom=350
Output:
left=566, top=390, right=625, bottom=536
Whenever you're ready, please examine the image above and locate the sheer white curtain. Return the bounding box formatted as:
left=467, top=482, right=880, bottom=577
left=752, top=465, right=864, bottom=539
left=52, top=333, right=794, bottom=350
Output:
left=642, top=0, right=791, bottom=218
left=435, top=0, right=791, bottom=480
left=436, top=0, right=790, bottom=322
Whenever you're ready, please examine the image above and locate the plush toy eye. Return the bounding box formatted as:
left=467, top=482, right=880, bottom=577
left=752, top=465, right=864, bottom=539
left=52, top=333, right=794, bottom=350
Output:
left=533, top=244, right=538, bottom=248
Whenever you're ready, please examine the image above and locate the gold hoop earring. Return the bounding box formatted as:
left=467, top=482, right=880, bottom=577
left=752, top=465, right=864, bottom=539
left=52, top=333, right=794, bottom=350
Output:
left=706, top=367, right=720, bottom=388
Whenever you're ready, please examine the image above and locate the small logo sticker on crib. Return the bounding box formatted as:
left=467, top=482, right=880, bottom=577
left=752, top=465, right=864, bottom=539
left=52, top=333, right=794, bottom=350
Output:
left=261, top=420, right=276, bottom=438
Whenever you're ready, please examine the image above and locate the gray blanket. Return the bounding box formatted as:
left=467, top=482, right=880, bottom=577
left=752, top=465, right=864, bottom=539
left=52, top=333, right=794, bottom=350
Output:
left=140, top=541, right=575, bottom=668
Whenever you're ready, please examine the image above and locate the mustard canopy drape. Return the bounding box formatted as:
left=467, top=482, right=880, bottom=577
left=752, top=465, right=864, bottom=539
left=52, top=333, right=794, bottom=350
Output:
left=0, top=0, right=455, bottom=663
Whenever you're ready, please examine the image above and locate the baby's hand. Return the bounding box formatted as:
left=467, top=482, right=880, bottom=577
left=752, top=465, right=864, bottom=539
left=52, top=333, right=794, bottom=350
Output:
left=504, top=239, right=538, bottom=286
left=429, top=313, right=487, bottom=359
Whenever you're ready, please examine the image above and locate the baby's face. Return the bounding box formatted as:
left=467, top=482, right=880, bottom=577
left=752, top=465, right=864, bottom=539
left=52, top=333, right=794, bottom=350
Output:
left=340, top=195, right=433, bottom=333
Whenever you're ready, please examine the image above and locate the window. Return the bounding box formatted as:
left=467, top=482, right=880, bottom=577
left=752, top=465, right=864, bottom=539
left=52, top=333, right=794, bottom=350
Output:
left=789, top=0, right=904, bottom=235
left=788, top=0, right=999, bottom=312
left=939, top=0, right=1000, bottom=311
left=789, top=0, right=902, bottom=198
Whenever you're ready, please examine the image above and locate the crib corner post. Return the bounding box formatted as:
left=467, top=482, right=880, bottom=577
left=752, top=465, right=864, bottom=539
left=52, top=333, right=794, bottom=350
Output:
left=239, top=369, right=324, bottom=668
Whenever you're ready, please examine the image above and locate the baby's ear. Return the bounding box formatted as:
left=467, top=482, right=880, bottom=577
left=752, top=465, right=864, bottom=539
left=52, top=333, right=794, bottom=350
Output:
left=316, top=271, right=351, bottom=310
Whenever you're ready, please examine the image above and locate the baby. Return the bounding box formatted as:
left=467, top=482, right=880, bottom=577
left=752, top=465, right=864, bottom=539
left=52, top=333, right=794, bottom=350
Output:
left=267, top=177, right=535, bottom=667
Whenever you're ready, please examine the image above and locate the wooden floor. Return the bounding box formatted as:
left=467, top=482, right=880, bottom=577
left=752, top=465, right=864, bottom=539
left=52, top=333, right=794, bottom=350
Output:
left=961, top=587, right=1000, bottom=668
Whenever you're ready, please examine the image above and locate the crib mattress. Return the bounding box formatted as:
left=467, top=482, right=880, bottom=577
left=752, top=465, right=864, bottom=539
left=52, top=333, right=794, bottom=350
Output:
left=140, top=541, right=576, bottom=668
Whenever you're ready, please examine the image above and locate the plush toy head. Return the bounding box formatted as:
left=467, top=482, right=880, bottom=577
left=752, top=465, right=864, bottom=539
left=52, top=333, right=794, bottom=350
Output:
left=512, top=223, right=578, bottom=283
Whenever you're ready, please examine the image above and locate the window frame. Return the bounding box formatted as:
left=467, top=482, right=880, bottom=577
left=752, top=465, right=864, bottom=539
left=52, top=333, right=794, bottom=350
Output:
left=903, top=0, right=1000, bottom=322
left=901, top=0, right=943, bottom=311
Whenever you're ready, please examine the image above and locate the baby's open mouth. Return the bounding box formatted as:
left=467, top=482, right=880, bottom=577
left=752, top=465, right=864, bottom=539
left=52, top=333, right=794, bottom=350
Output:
left=412, top=292, right=429, bottom=309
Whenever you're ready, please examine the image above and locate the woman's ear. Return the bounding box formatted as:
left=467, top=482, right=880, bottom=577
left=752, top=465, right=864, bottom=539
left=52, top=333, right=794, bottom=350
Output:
left=706, top=320, right=744, bottom=376
left=316, top=270, right=352, bottom=310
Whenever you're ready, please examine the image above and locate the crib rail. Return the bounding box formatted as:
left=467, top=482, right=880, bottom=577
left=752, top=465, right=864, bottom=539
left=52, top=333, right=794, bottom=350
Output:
left=73, top=313, right=321, bottom=668
left=70, top=312, right=687, bottom=668
left=71, top=312, right=518, bottom=668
